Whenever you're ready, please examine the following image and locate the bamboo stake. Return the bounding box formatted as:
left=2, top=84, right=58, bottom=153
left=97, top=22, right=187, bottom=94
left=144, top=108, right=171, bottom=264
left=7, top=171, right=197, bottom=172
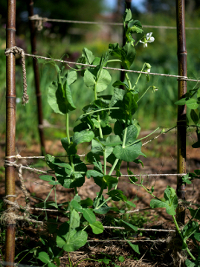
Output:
left=5, top=0, right=16, bottom=266
left=176, top=0, right=187, bottom=224
left=27, top=0, right=46, bottom=155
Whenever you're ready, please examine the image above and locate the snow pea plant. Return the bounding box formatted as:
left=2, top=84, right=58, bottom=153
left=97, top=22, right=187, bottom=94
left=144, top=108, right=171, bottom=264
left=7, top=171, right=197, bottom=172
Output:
left=34, top=9, right=158, bottom=266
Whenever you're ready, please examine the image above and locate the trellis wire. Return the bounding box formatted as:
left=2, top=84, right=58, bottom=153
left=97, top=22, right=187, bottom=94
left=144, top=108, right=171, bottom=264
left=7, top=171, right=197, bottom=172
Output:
left=29, top=14, right=200, bottom=30
left=4, top=159, right=186, bottom=177
left=16, top=49, right=199, bottom=82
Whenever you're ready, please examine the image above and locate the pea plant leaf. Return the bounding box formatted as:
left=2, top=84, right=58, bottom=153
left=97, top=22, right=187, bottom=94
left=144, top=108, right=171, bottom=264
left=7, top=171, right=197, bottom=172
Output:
left=73, top=130, right=94, bottom=145
left=58, top=230, right=88, bottom=252
left=113, top=125, right=145, bottom=162
left=95, top=69, right=112, bottom=93
left=190, top=109, right=199, bottom=124
left=121, top=43, right=136, bottom=69
left=82, top=208, right=96, bottom=224
left=84, top=69, right=95, bottom=89
left=48, top=81, right=76, bottom=115
left=89, top=221, right=104, bottom=234
left=107, top=189, right=127, bottom=201
left=66, top=70, right=77, bottom=85
left=120, top=220, right=138, bottom=232
left=93, top=195, right=110, bottom=214
left=150, top=186, right=178, bottom=215
left=38, top=252, right=57, bottom=267
left=125, top=239, right=140, bottom=254
left=82, top=47, right=95, bottom=64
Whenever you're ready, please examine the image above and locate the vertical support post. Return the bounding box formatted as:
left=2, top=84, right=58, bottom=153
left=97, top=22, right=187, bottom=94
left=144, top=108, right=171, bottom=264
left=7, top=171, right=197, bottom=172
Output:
left=176, top=0, right=187, bottom=224
left=5, top=0, right=16, bottom=265
left=27, top=0, right=46, bottom=155
left=120, top=0, right=132, bottom=86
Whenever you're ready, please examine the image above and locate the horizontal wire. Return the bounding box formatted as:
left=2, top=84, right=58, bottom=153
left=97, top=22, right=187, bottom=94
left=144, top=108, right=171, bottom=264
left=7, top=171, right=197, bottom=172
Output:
left=24, top=52, right=199, bottom=82
left=29, top=15, right=200, bottom=30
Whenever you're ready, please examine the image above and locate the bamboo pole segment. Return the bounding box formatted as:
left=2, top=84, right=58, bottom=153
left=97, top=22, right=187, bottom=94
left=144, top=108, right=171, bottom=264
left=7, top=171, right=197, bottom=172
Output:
left=27, top=0, right=46, bottom=155
left=5, top=0, right=17, bottom=265
left=176, top=0, right=187, bottom=224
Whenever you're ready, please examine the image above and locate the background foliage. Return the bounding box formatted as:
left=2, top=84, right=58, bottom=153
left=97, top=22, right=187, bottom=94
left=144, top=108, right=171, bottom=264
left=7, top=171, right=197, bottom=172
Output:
left=0, top=1, right=200, bottom=144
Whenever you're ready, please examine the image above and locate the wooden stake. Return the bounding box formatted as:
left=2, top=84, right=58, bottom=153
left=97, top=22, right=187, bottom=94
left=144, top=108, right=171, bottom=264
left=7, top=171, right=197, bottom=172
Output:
left=27, top=0, right=46, bottom=155
left=5, top=0, right=16, bottom=265
left=176, top=0, right=187, bottom=224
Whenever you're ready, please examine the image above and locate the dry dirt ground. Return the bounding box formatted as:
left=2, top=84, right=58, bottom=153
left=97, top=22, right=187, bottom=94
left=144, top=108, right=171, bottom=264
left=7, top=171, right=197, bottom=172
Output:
left=0, top=130, right=200, bottom=266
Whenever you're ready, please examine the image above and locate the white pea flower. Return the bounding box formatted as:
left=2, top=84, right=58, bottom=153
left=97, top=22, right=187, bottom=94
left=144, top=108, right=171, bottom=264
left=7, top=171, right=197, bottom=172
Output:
left=140, top=32, right=155, bottom=47
left=152, top=86, right=158, bottom=92
left=16, top=98, right=21, bottom=103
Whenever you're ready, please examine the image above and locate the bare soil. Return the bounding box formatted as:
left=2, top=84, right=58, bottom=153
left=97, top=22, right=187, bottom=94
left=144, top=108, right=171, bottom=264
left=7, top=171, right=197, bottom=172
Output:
left=0, top=130, right=200, bottom=266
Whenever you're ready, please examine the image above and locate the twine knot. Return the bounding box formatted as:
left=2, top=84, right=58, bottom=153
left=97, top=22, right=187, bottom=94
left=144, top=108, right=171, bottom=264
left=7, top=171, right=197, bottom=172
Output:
left=29, top=14, right=48, bottom=31
left=5, top=46, right=29, bottom=105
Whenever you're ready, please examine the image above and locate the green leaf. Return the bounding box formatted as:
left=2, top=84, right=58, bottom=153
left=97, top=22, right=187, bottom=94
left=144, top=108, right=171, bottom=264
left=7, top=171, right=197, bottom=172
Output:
left=123, top=92, right=138, bottom=117
left=82, top=208, right=96, bottom=224
left=182, top=221, right=199, bottom=241
left=67, top=70, right=77, bottom=85
left=70, top=199, right=83, bottom=212
left=107, top=189, right=127, bottom=201
left=126, top=239, right=140, bottom=254
left=120, top=220, right=138, bottom=231
left=82, top=47, right=95, bottom=64
left=185, top=259, right=195, bottom=267
left=89, top=221, right=104, bottom=234
left=121, top=43, right=136, bottom=69
left=73, top=130, right=94, bottom=145
left=70, top=209, right=80, bottom=229
left=96, top=69, right=111, bottom=93
left=150, top=186, right=178, bottom=215
left=194, top=232, right=200, bottom=242
left=126, top=200, right=136, bottom=208
left=105, top=135, right=122, bottom=147
left=124, top=9, right=132, bottom=23
left=80, top=198, right=93, bottom=208
left=190, top=109, right=199, bottom=124
left=109, top=43, right=121, bottom=59
left=103, top=175, right=118, bottom=191
left=186, top=98, right=199, bottom=109
left=38, top=251, right=51, bottom=264
left=119, top=256, right=125, bottom=262
left=112, top=81, right=128, bottom=89
left=39, top=175, right=58, bottom=185
left=113, top=142, right=145, bottom=162
left=90, top=139, right=104, bottom=156
left=84, top=69, right=95, bottom=89
left=194, top=169, right=200, bottom=175
left=182, top=174, right=192, bottom=184
left=189, top=208, right=200, bottom=220
left=48, top=81, right=76, bottom=115
left=175, top=98, right=187, bottom=105
left=63, top=230, right=88, bottom=252
left=86, top=169, right=103, bottom=179
left=93, top=195, right=110, bottom=214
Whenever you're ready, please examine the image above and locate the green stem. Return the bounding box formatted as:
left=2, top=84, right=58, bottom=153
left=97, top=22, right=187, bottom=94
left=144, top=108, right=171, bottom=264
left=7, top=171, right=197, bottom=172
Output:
left=125, top=73, right=132, bottom=89
left=44, top=186, right=55, bottom=219
left=122, top=127, right=128, bottom=148
left=108, top=159, right=119, bottom=176
left=137, top=86, right=153, bottom=103
left=82, top=107, right=119, bottom=117
left=107, top=59, right=122, bottom=64
left=132, top=63, right=146, bottom=91
left=94, top=83, right=103, bottom=139
left=66, top=113, right=70, bottom=144
left=172, top=215, right=196, bottom=261
left=126, top=127, right=159, bottom=148
left=104, top=150, right=107, bottom=175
